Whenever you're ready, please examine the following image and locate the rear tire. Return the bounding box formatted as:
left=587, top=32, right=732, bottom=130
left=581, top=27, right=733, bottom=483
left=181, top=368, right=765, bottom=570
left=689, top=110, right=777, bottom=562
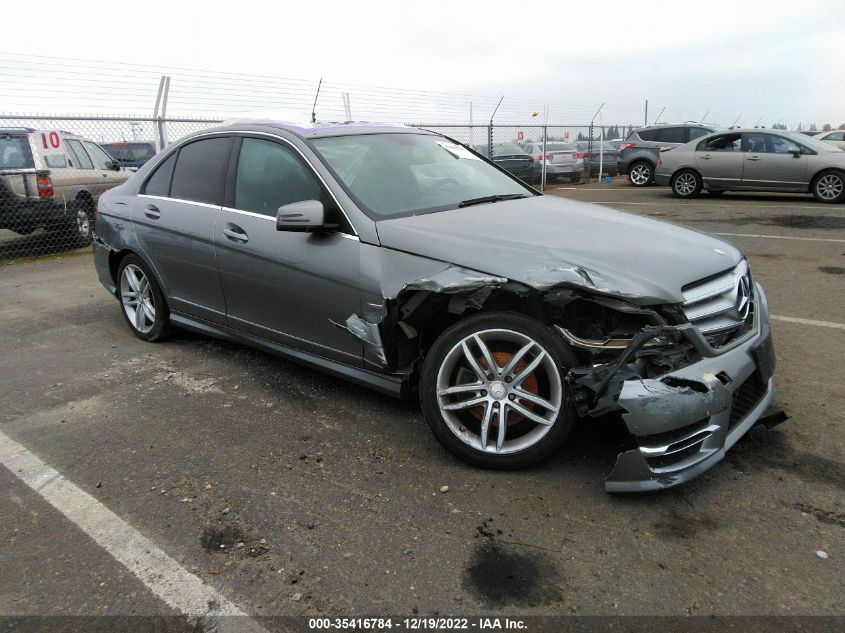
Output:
left=628, top=161, right=653, bottom=187
left=116, top=255, right=170, bottom=341
left=419, top=311, right=578, bottom=470
left=811, top=169, right=845, bottom=203
left=72, top=196, right=95, bottom=244
left=671, top=169, right=703, bottom=198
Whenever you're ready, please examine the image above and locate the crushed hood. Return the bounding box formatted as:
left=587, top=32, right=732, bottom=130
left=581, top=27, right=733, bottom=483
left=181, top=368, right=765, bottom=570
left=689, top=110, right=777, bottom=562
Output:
left=375, top=195, right=743, bottom=304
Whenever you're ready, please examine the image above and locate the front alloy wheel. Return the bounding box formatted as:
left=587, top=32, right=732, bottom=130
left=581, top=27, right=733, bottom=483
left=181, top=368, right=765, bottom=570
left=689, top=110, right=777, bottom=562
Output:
left=812, top=171, right=845, bottom=203
left=420, top=312, right=577, bottom=469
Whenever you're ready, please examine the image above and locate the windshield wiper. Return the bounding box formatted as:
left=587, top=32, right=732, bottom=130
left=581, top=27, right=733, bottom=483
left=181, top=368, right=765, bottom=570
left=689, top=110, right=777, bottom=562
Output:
left=457, top=193, right=528, bottom=208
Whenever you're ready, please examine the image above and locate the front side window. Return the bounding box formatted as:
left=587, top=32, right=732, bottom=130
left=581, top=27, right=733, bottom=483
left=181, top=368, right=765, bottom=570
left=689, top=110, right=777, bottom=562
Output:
left=745, top=133, right=769, bottom=153
left=66, top=139, right=93, bottom=169
left=767, top=135, right=801, bottom=154
left=234, top=138, right=322, bottom=215
left=169, top=137, right=232, bottom=205
left=824, top=132, right=845, bottom=141
left=311, top=133, right=532, bottom=220
left=83, top=141, right=115, bottom=170
left=697, top=133, right=741, bottom=152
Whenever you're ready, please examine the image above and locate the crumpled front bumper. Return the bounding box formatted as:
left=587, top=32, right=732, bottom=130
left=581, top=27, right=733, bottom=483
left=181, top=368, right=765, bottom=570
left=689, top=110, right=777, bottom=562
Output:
left=605, top=283, right=778, bottom=492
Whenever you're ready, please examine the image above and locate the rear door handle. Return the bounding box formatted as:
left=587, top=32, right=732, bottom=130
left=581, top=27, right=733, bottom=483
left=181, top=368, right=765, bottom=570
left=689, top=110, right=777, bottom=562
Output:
left=223, top=225, right=249, bottom=243
left=747, top=155, right=762, bottom=161
left=701, top=154, right=712, bottom=159
left=143, top=204, right=160, bottom=219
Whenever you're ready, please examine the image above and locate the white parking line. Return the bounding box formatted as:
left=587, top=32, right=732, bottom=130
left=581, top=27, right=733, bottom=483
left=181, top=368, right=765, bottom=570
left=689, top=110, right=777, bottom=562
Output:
left=771, top=315, right=845, bottom=330
left=714, top=232, right=845, bottom=244
left=578, top=199, right=827, bottom=210
left=0, top=430, right=268, bottom=633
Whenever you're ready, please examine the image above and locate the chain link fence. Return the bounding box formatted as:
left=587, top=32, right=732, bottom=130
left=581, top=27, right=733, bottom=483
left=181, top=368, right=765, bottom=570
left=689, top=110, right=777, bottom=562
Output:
left=1, top=115, right=221, bottom=261
left=1, top=114, right=637, bottom=262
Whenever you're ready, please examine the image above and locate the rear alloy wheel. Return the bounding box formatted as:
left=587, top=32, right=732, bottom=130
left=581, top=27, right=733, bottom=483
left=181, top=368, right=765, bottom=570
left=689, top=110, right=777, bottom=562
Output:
left=812, top=170, right=845, bottom=203
left=628, top=161, right=653, bottom=186
left=117, top=255, right=170, bottom=341
left=74, top=197, right=95, bottom=243
left=671, top=169, right=702, bottom=198
left=420, top=312, right=577, bottom=469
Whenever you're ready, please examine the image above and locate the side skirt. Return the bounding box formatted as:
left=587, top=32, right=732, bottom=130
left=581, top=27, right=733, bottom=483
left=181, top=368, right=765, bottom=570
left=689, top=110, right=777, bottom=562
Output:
left=169, top=312, right=406, bottom=399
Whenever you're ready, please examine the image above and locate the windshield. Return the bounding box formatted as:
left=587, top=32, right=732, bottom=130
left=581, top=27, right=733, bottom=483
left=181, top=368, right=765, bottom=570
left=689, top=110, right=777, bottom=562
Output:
left=784, top=131, right=842, bottom=153
left=310, top=133, right=533, bottom=219
left=103, top=143, right=156, bottom=161
left=0, top=135, right=34, bottom=169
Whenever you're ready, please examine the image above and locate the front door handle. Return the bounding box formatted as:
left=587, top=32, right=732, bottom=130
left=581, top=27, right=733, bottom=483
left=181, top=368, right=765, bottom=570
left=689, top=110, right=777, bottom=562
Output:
left=747, top=155, right=762, bottom=161
left=143, top=204, right=160, bottom=219
left=223, top=225, right=249, bottom=243
left=701, top=154, right=712, bottom=159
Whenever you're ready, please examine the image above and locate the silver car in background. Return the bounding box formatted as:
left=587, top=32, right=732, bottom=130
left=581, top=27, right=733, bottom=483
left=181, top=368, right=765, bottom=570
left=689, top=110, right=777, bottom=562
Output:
left=814, top=129, right=845, bottom=150
left=520, top=141, right=585, bottom=183
left=655, top=129, right=845, bottom=202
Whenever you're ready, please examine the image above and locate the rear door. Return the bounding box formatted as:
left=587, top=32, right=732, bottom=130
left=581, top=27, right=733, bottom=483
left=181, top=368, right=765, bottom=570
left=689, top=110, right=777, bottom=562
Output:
left=741, top=133, right=808, bottom=189
left=215, top=135, right=362, bottom=364
left=694, top=132, right=744, bottom=187
left=132, top=136, right=233, bottom=324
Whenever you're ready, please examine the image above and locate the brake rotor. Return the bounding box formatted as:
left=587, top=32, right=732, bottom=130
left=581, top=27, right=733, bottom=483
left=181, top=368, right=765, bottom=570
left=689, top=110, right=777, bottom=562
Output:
left=472, top=351, right=539, bottom=426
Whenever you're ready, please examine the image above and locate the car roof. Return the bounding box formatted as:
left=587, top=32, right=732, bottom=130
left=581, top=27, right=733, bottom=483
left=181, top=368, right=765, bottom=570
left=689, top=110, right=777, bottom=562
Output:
left=216, top=118, right=426, bottom=139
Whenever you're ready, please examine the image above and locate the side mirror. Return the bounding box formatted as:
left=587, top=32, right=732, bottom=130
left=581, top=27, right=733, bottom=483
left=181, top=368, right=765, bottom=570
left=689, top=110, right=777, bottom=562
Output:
left=787, top=145, right=802, bottom=157
left=276, top=200, right=335, bottom=232
left=106, top=160, right=121, bottom=171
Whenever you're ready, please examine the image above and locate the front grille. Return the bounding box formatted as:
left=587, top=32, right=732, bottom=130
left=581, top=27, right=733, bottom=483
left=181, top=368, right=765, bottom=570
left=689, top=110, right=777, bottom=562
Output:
left=681, top=260, right=754, bottom=348
left=729, top=370, right=767, bottom=428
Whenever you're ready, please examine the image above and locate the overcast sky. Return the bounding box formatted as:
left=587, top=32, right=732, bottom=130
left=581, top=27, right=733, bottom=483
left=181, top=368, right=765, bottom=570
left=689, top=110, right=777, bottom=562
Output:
left=2, top=0, right=844, bottom=127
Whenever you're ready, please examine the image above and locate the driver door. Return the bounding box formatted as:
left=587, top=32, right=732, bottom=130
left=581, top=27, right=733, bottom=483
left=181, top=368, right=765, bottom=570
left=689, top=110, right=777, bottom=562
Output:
left=215, top=135, right=363, bottom=365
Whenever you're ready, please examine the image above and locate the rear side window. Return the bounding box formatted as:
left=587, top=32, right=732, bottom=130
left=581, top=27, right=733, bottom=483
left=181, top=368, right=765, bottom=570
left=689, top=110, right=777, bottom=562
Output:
left=0, top=136, right=34, bottom=168
left=234, top=138, right=322, bottom=215
left=824, top=132, right=845, bottom=141
left=169, top=137, right=232, bottom=205
left=143, top=152, right=177, bottom=196
left=697, top=133, right=742, bottom=152
left=654, top=127, right=686, bottom=143
left=66, top=139, right=93, bottom=169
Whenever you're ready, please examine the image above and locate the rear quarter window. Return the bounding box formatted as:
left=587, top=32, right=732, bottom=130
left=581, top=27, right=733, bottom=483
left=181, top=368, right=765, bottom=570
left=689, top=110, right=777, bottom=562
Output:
left=654, top=127, right=686, bottom=143
left=637, top=129, right=659, bottom=141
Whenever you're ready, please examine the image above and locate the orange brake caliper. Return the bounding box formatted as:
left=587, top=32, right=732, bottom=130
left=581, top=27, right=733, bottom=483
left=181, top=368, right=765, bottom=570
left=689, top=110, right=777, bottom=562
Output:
left=471, top=351, right=539, bottom=426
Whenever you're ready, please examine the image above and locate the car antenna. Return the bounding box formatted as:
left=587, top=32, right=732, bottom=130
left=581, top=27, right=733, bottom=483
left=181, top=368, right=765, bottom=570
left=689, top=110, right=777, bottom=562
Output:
left=311, top=77, right=323, bottom=124
left=731, top=113, right=742, bottom=128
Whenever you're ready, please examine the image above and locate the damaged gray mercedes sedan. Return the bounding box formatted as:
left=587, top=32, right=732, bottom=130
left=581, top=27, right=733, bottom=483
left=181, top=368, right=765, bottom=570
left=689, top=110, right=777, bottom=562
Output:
left=92, top=120, right=780, bottom=492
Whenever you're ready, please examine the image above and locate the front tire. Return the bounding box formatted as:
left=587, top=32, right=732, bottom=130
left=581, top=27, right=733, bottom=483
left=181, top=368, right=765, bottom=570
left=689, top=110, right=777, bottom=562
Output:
left=671, top=169, right=703, bottom=198
left=812, top=170, right=845, bottom=203
left=628, top=161, right=653, bottom=186
left=419, top=311, right=578, bottom=469
left=117, top=255, right=170, bottom=341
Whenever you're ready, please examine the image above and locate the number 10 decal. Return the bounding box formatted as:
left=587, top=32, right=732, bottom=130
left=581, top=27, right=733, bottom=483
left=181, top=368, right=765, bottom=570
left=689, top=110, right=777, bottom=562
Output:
left=40, top=131, right=61, bottom=150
